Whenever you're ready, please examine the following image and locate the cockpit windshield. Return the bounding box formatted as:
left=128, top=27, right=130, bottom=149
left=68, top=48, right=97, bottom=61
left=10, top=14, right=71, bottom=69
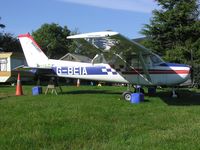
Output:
left=150, top=54, right=164, bottom=65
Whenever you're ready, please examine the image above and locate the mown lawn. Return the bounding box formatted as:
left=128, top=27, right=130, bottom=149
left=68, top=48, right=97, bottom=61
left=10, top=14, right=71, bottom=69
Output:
left=0, top=85, right=200, bottom=150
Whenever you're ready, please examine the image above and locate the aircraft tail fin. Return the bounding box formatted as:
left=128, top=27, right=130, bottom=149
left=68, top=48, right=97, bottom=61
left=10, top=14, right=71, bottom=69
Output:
left=18, top=33, right=48, bottom=68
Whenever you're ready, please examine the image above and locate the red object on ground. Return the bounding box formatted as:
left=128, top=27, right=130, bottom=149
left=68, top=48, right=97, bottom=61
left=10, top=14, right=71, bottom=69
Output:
left=16, top=73, right=23, bottom=96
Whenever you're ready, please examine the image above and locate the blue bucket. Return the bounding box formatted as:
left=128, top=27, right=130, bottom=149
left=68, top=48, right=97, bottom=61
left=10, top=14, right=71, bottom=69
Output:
left=131, top=93, right=141, bottom=104
left=32, top=86, right=42, bottom=95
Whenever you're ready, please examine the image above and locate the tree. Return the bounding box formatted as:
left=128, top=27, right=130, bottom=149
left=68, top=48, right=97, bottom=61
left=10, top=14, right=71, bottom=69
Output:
left=32, top=23, right=71, bottom=59
left=0, top=17, right=22, bottom=52
left=141, top=0, right=200, bottom=64
left=67, top=28, right=97, bottom=58
left=0, top=17, right=5, bottom=48
left=0, top=33, right=22, bottom=52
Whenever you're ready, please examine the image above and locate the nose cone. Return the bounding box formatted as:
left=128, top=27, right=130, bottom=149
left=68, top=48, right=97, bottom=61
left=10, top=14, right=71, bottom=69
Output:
left=181, top=65, right=192, bottom=85
left=161, top=63, right=192, bottom=85
left=174, top=63, right=191, bottom=84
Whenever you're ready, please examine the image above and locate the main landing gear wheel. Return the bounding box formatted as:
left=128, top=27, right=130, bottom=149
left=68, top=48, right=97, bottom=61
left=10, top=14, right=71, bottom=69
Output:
left=122, top=91, right=132, bottom=101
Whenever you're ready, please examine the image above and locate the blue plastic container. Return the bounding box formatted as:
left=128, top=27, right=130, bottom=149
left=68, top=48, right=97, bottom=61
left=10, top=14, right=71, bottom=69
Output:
left=131, top=93, right=141, bottom=104
left=32, top=86, right=42, bottom=95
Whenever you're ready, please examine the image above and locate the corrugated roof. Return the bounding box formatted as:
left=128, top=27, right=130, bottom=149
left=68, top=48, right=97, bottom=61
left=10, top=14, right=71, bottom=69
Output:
left=60, top=53, right=92, bottom=63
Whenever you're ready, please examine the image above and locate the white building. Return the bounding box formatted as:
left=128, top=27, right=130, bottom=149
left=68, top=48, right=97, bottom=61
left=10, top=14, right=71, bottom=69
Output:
left=0, top=52, right=34, bottom=83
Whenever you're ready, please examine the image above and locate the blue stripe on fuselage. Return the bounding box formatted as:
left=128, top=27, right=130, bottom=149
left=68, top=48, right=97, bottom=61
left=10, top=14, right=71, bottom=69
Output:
left=52, top=66, right=117, bottom=75
left=86, top=67, right=107, bottom=75
left=159, top=63, right=189, bottom=67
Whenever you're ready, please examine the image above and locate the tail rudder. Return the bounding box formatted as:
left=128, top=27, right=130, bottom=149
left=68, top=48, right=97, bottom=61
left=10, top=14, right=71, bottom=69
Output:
left=18, top=33, right=48, bottom=67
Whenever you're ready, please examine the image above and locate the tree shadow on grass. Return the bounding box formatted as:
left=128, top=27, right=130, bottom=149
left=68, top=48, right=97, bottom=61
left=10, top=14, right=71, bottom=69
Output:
left=157, top=89, right=200, bottom=106
left=0, top=97, right=5, bottom=101
left=63, top=89, right=122, bottom=95
left=63, top=89, right=150, bottom=102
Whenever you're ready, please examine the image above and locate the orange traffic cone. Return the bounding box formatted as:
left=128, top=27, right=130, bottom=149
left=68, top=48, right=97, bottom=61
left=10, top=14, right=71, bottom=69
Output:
left=16, top=73, right=23, bottom=96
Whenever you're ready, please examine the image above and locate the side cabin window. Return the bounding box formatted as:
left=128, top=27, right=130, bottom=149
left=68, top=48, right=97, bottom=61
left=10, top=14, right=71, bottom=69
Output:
left=127, top=55, right=152, bottom=69
left=130, top=56, right=141, bottom=68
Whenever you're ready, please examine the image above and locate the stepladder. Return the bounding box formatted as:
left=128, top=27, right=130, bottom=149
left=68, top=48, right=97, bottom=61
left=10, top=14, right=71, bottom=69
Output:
left=45, top=84, right=62, bottom=95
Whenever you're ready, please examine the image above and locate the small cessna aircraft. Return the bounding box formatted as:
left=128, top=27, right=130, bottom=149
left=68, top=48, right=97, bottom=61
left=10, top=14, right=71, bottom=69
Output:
left=18, top=31, right=191, bottom=99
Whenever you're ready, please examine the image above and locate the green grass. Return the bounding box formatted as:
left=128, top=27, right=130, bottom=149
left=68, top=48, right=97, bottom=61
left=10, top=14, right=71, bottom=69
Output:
left=1, top=85, right=200, bottom=149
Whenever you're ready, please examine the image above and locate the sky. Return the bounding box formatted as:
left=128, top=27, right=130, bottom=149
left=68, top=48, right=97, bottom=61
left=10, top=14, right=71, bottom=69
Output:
left=1, top=0, right=158, bottom=38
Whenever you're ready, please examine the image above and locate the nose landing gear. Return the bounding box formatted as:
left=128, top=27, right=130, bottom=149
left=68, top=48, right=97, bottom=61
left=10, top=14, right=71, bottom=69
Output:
left=171, top=88, right=179, bottom=98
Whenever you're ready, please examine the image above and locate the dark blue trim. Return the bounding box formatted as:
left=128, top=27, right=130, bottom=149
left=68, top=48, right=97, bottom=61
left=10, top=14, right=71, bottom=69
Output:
left=52, top=66, right=117, bottom=75
left=159, top=63, right=188, bottom=67
left=86, top=67, right=108, bottom=75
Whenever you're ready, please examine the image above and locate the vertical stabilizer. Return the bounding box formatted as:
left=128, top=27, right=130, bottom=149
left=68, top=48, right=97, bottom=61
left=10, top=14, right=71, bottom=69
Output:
left=18, top=33, right=48, bottom=67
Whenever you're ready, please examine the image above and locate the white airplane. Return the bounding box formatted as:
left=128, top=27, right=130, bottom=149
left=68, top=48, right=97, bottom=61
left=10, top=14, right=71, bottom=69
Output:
left=18, top=31, right=191, bottom=99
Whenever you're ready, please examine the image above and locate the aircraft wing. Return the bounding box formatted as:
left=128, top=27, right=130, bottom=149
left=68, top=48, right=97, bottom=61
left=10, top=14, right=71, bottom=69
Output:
left=67, top=31, right=151, bottom=54
left=67, top=31, right=152, bottom=83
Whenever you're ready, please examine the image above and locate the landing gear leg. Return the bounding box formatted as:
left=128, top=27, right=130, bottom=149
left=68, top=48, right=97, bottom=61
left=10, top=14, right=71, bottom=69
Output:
left=171, top=88, right=179, bottom=98
left=127, top=84, right=131, bottom=91
left=134, top=87, right=145, bottom=94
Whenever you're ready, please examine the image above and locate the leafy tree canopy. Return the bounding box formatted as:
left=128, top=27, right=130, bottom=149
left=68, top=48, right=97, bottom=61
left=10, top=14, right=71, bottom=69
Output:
left=67, top=28, right=97, bottom=58
left=0, top=33, right=22, bottom=52
left=32, top=23, right=71, bottom=59
left=141, top=0, right=200, bottom=64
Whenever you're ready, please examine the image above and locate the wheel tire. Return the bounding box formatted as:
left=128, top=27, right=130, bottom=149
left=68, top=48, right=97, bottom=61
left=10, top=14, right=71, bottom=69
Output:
left=122, top=91, right=132, bottom=101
